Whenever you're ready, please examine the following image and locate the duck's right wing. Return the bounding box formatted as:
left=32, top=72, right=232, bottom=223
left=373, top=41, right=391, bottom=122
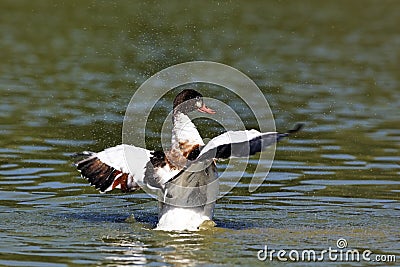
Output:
left=74, top=144, right=165, bottom=193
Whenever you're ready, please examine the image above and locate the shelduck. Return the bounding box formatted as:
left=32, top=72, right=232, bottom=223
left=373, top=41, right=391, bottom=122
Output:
left=74, top=89, right=302, bottom=231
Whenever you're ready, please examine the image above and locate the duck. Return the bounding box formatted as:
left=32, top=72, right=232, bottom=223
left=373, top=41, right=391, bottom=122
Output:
left=74, top=89, right=302, bottom=231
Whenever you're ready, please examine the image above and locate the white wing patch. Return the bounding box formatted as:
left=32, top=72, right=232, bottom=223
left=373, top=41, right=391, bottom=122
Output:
left=198, top=130, right=278, bottom=159
left=121, top=145, right=152, bottom=185
left=75, top=144, right=152, bottom=193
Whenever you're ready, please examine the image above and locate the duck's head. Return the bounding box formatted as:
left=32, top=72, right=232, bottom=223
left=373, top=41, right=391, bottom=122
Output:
left=173, top=89, right=216, bottom=115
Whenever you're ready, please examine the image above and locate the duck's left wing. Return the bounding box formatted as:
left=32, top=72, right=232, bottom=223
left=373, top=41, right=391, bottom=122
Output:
left=196, top=130, right=276, bottom=161
left=74, top=144, right=157, bottom=193
left=164, top=124, right=303, bottom=185
left=196, top=123, right=303, bottom=161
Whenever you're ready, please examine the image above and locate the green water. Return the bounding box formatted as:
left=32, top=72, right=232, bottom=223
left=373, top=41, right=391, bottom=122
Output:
left=0, top=1, right=399, bottom=266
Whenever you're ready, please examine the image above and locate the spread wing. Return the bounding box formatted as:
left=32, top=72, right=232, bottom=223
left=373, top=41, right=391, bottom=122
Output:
left=196, top=130, right=277, bottom=161
left=164, top=123, right=303, bottom=184
left=74, top=144, right=160, bottom=193
left=197, top=123, right=303, bottom=161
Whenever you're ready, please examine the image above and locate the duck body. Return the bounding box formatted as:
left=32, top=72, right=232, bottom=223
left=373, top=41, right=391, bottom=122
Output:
left=74, top=89, right=302, bottom=231
left=157, top=163, right=218, bottom=231
left=156, top=102, right=219, bottom=231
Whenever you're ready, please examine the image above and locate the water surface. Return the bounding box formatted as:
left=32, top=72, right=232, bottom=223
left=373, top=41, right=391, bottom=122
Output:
left=0, top=1, right=399, bottom=266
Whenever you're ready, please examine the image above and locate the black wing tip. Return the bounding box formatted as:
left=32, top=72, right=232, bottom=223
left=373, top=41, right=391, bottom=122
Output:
left=287, top=123, right=304, bottom=134
left=71, top=151, right=95, bottom=166
left=71, top=151, right=95, bottom=158
left=278, top=123, right=304, bottom=140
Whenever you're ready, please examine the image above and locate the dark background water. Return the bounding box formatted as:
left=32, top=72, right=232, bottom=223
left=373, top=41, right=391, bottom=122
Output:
left=0, top=1, right=399, bottom=266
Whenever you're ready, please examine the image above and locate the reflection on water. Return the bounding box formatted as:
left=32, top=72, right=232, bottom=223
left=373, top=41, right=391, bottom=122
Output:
left=102, top=237, right=148, bottom=266
left=0, top=0, right=399, bottom=266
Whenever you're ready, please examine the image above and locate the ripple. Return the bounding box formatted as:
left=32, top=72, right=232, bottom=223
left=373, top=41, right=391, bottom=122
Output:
left=321, top=145, right=341, bottom=150
left=23, top=159, right=68, bottom=165
left=0, top=190, right=53, bottom=202
left=17, top=182, right=80, bottom=191
left=282, top=185, right=326, bottom=192
left=344, top=160, right=367, bottom=165
left=314, top=196, right=397, bottom=205
left=321, top=154, right=356, bottom=160
left=0, top=148, right=19, bottom=153
left=374, top=156, right=400, bottom=161
left=19, top=145, right=53, bottom=152
left=303, top=170, right=335, bottom=175
left=251, top=191, right=302, bottom=198
left=302, top=179, right=400, bottom=186
left=44, top=139, right=96, bottom=147
left=367, top=163, right=400, bottom=169
left=278, top=146, right=317, bottom=152
left=368, top=129, right=400, bottom=141
left=0, top=167, right=54, bottom=176
left=0, top=163, right=19, bottom=169
left=265, top=172, right=301, bottom=181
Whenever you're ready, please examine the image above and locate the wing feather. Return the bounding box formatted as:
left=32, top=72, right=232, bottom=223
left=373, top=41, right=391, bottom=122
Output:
left=197, top=130, right=278, bottom=161
left=197, top=123, right=304, bottom=161
left=163, top=123, right=303, bottom=185
left=75, top=144, right=154, bottom=193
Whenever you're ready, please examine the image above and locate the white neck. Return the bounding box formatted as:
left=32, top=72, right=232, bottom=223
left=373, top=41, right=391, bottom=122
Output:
left=172, top=112, right=204, bottom=148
